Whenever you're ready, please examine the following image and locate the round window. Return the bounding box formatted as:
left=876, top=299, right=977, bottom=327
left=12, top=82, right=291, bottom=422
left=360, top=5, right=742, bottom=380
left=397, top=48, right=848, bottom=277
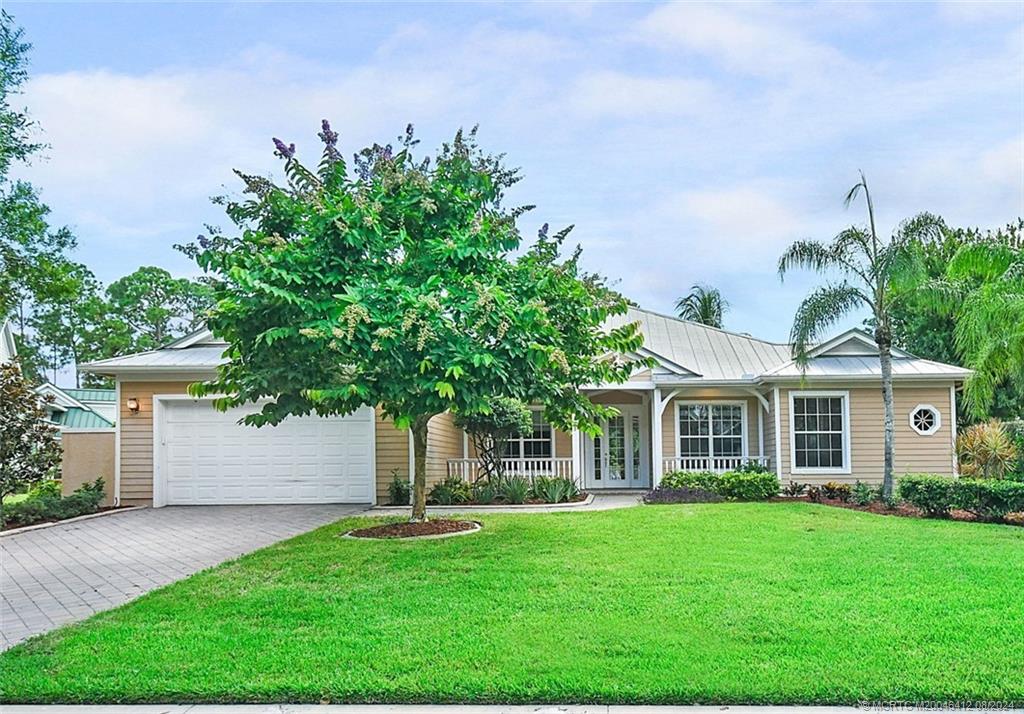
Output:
left=909, top=405, right=941, bottom=436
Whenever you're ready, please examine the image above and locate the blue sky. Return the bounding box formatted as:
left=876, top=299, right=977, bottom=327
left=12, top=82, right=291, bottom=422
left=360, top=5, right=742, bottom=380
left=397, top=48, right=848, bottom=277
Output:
left=7, top=0, right=1024, bottom=343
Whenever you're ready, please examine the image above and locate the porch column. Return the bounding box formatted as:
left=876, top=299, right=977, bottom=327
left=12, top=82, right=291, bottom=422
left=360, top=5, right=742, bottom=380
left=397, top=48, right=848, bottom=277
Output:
left=571, top=428, right=584, bottom=484
left=651, top=387, right=663, bottom=486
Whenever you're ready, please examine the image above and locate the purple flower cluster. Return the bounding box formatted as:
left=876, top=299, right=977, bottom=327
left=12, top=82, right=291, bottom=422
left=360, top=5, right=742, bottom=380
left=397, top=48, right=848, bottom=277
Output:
left=318, top=119, right=338, bottom=147
left=197, top=234, right=211, bottom=249
left=272, top=137, right=296, bottom=160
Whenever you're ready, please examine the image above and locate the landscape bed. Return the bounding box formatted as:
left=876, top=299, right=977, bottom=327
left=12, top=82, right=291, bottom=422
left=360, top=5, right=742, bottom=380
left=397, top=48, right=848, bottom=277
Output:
left=1, top=503, right=1022, bottom=705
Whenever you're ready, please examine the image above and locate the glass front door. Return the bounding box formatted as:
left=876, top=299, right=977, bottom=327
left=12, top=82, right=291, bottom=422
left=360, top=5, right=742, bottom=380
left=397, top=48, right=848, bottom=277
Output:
left=587, top=405, right=649, bottom=489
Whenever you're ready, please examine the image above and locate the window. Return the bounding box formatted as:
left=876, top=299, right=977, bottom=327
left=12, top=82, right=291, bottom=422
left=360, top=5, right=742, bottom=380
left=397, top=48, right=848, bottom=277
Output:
left=790, top=392, right=849, bottom=473
left=677, top=402, right=746, bottom=460
left=909, top=404, right=941, bottom=436
left=504, top=409, right=552, bottom=459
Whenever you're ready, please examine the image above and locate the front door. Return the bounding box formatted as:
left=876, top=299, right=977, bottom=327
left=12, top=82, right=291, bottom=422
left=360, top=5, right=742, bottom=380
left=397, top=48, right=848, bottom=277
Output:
left=586, top=405, right=649, bottom=489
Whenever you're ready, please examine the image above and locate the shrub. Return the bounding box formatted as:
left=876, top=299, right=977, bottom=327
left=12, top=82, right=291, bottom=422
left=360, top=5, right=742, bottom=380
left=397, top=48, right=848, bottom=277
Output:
left=427, top=476, right=473, bottom=505
left=28, top=479, right=62, bottom=499
left=734, top=460, right=773, bottom=475
left=957, top=420, right=1018, bottom=479
left=782, top=481, right=807, bottom=497
left=530, top=476, right=580, bottom=504
left=388, top=472, right=410, bottom=506
left=716, top=470, right=779, bottom=501
left=951, top=478, right=1024, bottom=521
left=500, top=476, right=531, bottom=504
left=661, top=471, right=717, bottom=491
left=898, top=474, right=956, bottom=517
left=472, top=481, right=499, bottom=505
left=850, top=480, right=880, bottom=506
left=660, top=470, right=777, bottom=501
left=1, top=479, right=105, bottom=529
left=806, top=485, right=822, bottom=502
left=643, top=486, right=724, bottom=504
left=821, top=481, right=852, bottom=502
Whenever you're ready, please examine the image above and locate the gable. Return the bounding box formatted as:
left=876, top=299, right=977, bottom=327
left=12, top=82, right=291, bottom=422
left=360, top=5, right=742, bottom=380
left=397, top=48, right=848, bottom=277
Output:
left=808, top=329, right=912, bottom=360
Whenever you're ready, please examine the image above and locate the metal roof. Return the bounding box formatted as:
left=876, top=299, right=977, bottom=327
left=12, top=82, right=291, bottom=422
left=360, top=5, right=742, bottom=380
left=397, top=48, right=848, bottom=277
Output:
left=80, top=345, right=228, bottom=372
left=63, top=387, right=116, bottom=402
left=608, top=307, right=792, bottom=380
left=80, top=308, right=969, bottom=383
left=762, top=356, right=972, bottom=380
left=51, top=406, right=114, bottom=429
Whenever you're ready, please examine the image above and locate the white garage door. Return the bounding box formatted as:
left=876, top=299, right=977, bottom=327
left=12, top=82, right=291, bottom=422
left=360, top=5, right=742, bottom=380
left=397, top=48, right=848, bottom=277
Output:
left=158, top=399, right=374, bottom=505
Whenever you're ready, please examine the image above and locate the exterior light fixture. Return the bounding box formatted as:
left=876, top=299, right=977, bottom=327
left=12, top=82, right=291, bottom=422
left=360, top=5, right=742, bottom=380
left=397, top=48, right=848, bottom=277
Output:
left=126, top=397, right=140, bottom=414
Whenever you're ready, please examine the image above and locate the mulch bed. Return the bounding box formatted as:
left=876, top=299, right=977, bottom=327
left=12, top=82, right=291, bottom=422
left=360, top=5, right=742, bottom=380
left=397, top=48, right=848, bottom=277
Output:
left=782, top=495, right=1024, bottom=526
left=347, top=519, right=480, bottom=539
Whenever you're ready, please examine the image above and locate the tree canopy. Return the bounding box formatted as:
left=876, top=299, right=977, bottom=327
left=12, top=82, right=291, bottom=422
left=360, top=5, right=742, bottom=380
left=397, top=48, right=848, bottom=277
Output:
left=0, top=359, right=62, bottom=500
left=674, top=283, right=729, bottom=328
left=188, top=123, right=643, bottom=519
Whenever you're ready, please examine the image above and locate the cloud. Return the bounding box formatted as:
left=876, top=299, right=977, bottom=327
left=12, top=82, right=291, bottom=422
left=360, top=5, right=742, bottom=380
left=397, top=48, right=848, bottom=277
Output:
left=567, top=71, right=718, bottom=118
left=634, top=2, right=847, bottom=78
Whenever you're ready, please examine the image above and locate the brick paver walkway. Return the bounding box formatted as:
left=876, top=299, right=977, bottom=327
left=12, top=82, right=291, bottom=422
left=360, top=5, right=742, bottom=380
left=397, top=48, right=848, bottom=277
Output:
left=0, top=504, right=366, bottom=649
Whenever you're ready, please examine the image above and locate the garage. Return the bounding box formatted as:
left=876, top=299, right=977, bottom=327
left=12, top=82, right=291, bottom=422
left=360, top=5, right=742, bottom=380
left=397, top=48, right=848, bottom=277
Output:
left=155, top=398, right=375, bottom=506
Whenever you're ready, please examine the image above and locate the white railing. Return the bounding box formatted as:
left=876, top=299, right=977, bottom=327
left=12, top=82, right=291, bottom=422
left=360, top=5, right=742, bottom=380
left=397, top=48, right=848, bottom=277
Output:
left=662, top=456, right=771, bottom=474
left=447, top=457, right=576, bottom=484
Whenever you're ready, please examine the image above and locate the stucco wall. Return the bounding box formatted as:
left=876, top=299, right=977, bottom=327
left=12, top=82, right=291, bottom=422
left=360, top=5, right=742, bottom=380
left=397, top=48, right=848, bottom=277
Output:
left=773, top=382, right=956, bottom=484
left=61, top=430, right=116, bottom=506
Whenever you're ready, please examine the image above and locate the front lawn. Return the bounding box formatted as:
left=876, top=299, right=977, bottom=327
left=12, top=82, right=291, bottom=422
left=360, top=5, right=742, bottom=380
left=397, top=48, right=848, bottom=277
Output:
left=2, top=503, right=1023, bottom=704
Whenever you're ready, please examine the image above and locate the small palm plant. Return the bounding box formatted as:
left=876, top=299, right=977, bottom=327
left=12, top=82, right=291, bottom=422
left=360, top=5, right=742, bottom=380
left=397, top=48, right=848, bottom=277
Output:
left=778, top=172, right=942, bottom=498
left=675, top=284, right=729, bottom=328
left=957, top=420, right=1018, bottom=479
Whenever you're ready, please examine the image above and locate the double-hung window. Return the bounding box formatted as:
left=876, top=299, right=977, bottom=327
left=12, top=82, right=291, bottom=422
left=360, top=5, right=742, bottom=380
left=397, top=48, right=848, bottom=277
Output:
left=504, top=409, right=552, bottom=459
left=677, top=403, right=746, bottom=461
left=790, top=391, right=850, bottom=473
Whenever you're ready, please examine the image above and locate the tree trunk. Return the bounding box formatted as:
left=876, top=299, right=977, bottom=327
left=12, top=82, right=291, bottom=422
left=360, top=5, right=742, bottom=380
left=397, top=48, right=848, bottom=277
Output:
left=876, top=326, right=896, bottom=498
left=410, top=414, right=432, bottom=522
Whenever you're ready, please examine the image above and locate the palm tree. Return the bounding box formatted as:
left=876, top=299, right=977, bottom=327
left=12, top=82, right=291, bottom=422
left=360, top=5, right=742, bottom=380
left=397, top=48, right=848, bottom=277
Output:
left=675, top=284, right=729, bottom=328
left=918, top=221, right=1024, bottom=417
left=778, top=172, right=941, bottom=498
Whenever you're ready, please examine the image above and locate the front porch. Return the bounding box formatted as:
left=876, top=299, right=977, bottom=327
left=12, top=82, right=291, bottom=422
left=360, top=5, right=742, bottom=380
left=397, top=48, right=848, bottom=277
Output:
left=445, top=386, right=776, bottom=490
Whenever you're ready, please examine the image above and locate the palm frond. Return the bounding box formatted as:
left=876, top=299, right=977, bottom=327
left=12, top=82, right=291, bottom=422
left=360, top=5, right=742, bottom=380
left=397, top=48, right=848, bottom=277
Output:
left=675, top=283, right=729, bottom=328
left=778, top=240, right=846, bottom=280
left=789, top=282, right=869, bottom=365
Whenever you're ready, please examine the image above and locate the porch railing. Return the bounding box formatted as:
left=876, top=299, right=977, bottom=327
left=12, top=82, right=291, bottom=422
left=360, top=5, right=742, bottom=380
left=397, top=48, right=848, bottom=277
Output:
left=662, top=456, right=771, bottom=474
left=447, top=457, right=576, bottom=484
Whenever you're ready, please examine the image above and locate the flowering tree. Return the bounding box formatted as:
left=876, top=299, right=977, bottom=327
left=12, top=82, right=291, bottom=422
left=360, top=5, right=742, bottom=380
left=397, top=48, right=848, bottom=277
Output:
left=188, top=123, right=642, bottom=520
left=0, top=359, right=62, bottom=502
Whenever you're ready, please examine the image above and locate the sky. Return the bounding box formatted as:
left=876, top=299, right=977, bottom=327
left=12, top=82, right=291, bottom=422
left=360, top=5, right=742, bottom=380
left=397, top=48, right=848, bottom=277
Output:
left=6, top=0, right=1024, bottom=345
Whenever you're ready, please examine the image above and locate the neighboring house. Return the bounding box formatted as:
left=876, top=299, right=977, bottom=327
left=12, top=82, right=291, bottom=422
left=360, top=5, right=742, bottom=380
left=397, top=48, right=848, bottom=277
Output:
left=35, top=383, right=116, bottom=433
left=0, top=319, right=16, bottom=365
left=79, top=306, right=970, bottom=508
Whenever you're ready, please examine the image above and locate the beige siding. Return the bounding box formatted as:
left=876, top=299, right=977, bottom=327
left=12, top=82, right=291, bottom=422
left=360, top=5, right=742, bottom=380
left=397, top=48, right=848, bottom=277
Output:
left=426, top=412, right=463, bottom=488
left=661, top=394, right=762, bottom=462
left=118, top=380, right=192, bottom=505
left=775, top=383, right=956, bottom=484
left=61, top=431, right=116, bottom=506
left=554, top=429, right=572, bottom=457
left=375, top=409, right=410, bottom=504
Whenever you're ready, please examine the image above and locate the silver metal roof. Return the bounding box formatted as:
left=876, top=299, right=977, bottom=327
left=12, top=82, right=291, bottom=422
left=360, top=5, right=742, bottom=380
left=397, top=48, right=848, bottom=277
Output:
left=80, top=345, right=228, bottom=373
left=608, top=307, right=792, bottom=381
left=80, top=308, right=969, bottom=383
left=762, top=355, right=972, bottom=380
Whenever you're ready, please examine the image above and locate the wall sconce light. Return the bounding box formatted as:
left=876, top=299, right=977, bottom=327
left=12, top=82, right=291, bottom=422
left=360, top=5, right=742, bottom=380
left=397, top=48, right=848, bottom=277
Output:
left=126, top=397, right=140, bottom=414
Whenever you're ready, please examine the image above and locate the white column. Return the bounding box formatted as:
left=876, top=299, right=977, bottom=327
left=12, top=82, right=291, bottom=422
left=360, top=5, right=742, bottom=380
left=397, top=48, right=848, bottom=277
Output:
left=651, top=387, right=663, bottom=486
left=571, top=428, right=584, bottom=484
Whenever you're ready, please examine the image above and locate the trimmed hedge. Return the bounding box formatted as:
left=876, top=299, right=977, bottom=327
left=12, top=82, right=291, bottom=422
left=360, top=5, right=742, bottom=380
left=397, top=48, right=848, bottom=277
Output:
left=661, top=470, right=778, bottom=501
left=898, top=474, right=957, bottom=517
left=1, top=479, right=106, bottom=529
left=899, top=473, right=1024, bottom=521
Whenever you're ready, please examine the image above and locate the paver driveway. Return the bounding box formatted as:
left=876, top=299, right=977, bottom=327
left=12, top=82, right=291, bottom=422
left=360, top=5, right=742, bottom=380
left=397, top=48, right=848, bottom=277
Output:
left=0, top=504, right=367, bottom=649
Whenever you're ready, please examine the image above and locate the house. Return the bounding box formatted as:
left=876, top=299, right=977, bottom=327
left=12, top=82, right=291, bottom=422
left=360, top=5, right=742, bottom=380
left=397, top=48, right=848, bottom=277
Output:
left=1, top=319, right=118, bottom=502
left=35, top=384, right=116, bottom=432
left=79, top=306, right=970, bottom=507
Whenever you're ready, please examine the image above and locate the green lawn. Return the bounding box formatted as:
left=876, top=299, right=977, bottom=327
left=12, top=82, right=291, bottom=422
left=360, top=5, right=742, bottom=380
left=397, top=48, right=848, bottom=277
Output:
left=2, top=503, right=1023, bottom=704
